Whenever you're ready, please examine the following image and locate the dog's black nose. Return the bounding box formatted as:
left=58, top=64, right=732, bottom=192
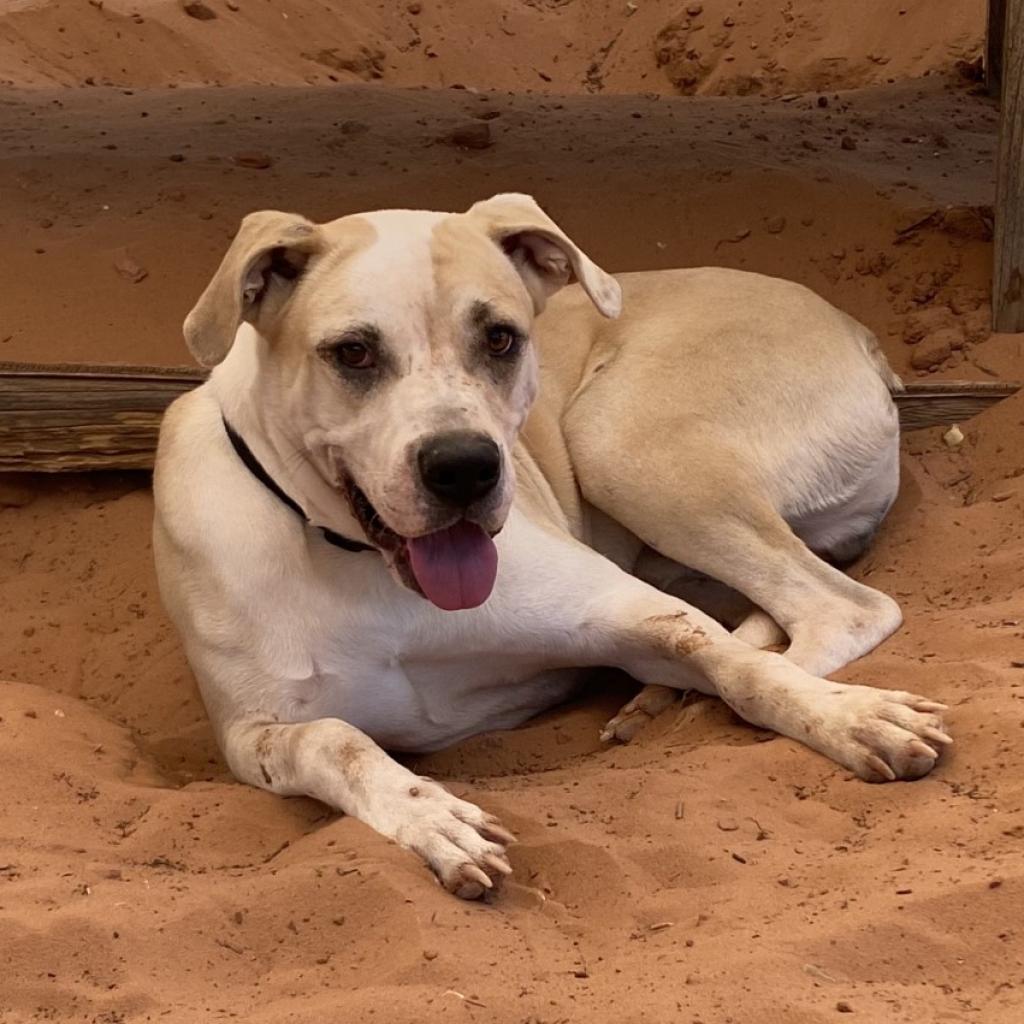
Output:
left=418, top=432, right=501, bottom=507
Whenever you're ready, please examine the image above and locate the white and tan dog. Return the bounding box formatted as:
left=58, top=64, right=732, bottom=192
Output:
left=153, top=193, right=951, bottom=898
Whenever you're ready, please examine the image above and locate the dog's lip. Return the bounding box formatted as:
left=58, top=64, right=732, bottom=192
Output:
left=339, top=477, right=502, bottom=597
left=342, top=477, right=502, bottom=544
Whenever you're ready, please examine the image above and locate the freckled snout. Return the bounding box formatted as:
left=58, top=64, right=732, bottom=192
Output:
left=417, top=431, right=501, bottom=509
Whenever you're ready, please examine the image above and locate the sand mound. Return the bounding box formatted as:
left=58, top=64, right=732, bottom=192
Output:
left=0, top=0, right=985, bottom=95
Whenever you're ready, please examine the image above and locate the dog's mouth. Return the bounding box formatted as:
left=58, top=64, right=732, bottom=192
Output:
left=344, top=480, right=499, bottom=612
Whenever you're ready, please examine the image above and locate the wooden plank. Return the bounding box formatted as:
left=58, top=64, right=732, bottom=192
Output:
left=0, top=364, right=205, bottom=472
left=0, top=364, right=1019, bottom=472
left=994, top=0, right=1024, bottom=331
left=990, top=0, right=1008, bottom=96
left=892, top=380, right=1020, bottom=431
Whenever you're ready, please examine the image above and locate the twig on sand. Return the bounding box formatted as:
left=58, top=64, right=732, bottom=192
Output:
left=443, top=990, right=487, bottom=1009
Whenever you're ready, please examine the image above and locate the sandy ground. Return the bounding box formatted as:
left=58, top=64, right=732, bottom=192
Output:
left=2, top=2, right=1024, bottom=1023
left=0, top=0, right=986, bottom=96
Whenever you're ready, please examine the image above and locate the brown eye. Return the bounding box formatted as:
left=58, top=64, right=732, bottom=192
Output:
left=337, top=341, right=375, bottom=369
left=485, top=325, right=520, bottom=358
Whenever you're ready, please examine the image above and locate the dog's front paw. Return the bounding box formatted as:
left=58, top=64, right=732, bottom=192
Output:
left=391, top=780, right=515, bottom=899
left=822, top=685, right=952, bottom=782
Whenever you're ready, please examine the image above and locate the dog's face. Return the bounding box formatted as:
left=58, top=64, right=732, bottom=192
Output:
left=184, top=194, right=620, bottom=610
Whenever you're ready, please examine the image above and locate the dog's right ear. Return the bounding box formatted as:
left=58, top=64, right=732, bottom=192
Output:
left=184, top=210, right=323, bottom=367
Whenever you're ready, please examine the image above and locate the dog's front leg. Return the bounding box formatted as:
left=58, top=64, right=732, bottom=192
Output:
left=221, top=718, right=514, bottom=898
left=574, top=581, right=951, bottom=781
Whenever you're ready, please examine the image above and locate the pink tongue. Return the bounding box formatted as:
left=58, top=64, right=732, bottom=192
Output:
left=406, top=521, right=498, bottom=611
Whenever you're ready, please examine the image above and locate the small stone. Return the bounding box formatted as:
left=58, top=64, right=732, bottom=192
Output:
left=686, top=3, right=703, bottom=14
left=836, top=1002, right=854, bottom=1014
left=948, top=286, right=986, bottom=316
left=840, top=135, right=857, bottom=150
left=168, top=153, right=185, bottom=162
left=910, top=333, right=953, bottom=369
left=423, top=949, right=438, bottom=960
left=182, top=1, right=217, bottom=19
left=941, top=205, right=993, bottom=242
left=943, top=425, right=964, bottom=448
left=902, top=306, right=956, bottom=345
left=112, top=249, right=149, bottom=284
left=717, top=818, right=739, bottom=832
left=764, top=215, right=787, bottom=234
left=233, top=151, right=274, bottom=169
left=441, top=122, right=493, bottom=150
left=407, top=1, right=422, bottom=12
left=723, top=15, right=735, bottom=27
left=226, top=1, right=239, bottom=9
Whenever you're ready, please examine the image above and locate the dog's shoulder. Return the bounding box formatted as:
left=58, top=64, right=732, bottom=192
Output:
left=153, top=383, right=300, bottom=558
left=153, top=384, right=229, bottom=508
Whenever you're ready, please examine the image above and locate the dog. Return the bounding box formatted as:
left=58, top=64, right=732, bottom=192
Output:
left=153, top=193, right=951, bottom=899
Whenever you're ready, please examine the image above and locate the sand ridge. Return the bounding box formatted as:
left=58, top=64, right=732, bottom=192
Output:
left=0, top=0, right=985, bottom=95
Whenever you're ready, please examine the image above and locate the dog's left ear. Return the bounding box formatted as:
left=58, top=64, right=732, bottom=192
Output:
left=184, top=210, right=324, bottom=367
left=467, top=193, right=621, bottom=318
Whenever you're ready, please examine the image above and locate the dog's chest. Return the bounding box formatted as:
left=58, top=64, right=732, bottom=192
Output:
left=274, top=560, right=583, bottom=751
left=250, top=509, right=598, bottom=751
left=304, top=643, right=580, bottom=752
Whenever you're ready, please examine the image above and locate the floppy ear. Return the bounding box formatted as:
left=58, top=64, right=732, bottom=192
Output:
left=467, top=193, right=621, bottom=318
left=183, top=210, right=324, bottom=367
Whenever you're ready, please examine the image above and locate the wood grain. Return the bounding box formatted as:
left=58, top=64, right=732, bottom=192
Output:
left=993, top=0, right=1024, bottom=329
left=0, top=363, right=1019, bottom=472
left=0, top=363, right=204, bottom=471
left=989, top=0, right=1008, bottom=96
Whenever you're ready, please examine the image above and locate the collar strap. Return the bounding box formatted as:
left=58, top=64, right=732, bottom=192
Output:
left=222, top=417, right=375, bottom=554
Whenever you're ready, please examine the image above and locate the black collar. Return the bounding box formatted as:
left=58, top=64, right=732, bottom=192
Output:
left=222, top=417, right=375, bottom=554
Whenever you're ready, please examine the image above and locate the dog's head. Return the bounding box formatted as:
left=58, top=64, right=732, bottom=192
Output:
left=185, top=193, right=619, bottom=610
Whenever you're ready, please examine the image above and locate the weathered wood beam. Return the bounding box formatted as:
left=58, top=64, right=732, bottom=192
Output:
left=0, top=363, right=1019, bottom=473
left=989, top=0, right=1008, bottom=96
left=993, top=0, right=1024, bottom=331
left=0, top=363, right=204, bottom=472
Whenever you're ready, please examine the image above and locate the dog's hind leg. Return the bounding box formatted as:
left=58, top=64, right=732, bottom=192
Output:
left=572, top=436, right=902, bottom=680
left=600, top=683, right=681, bottom=742
left=220, top=717, right=514, bottom=899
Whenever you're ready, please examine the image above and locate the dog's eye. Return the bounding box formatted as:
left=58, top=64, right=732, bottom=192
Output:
left=336, top=341, right=375, bottom=369
left=485, top=325, right=520, bottom=358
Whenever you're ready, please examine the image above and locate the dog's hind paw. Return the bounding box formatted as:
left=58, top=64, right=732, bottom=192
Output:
left=393, top=781, right=515, bottom=899
left=600, top=684, right=681, bottom=743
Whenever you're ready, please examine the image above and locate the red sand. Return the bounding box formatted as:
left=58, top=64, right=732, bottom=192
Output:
left=2, top=3, right=1023, bottom=1022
